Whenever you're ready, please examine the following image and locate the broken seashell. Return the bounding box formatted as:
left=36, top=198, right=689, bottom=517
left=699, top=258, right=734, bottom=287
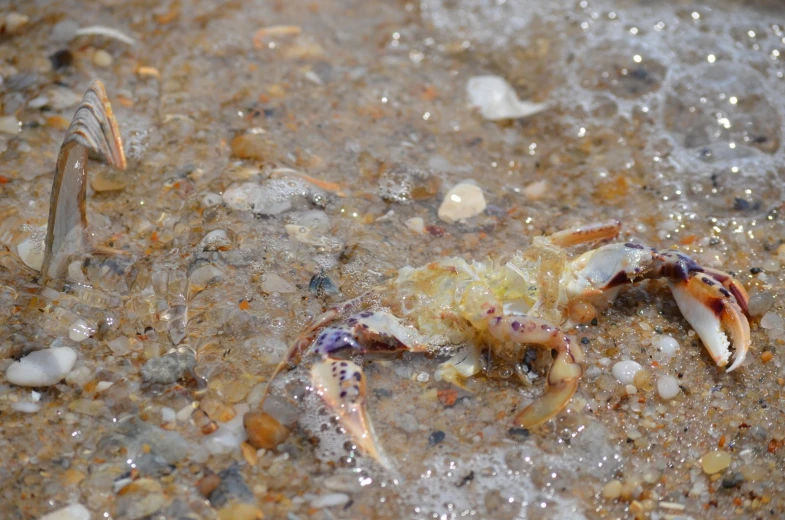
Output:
left=467, top=75, right=548, bottom=121
left=40, top=80, right=127, bottom=283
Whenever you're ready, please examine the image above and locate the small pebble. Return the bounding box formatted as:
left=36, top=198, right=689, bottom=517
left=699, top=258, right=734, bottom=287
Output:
left=216, top=503, right=261, bottom=520
left=655, top=335, right=680, bottom=357
left=602, top=479, right=622, bottom=499
left=92, top=49, right=113, bottom=67
left=243, top=410, right=289, bottom=449
left=189, top=264, right=223, bottom=288
left=522, top=180, right=549, bottom=200
left=141, top=349, right=196, bottom=384
left=68, top=319, right=93, bottom=342
left=429, top=430, right=446, bottom=445
left=200, top=229, right=230, bottom=251
left=3, top=13, right=29, bottom=34
left=612, top=360, right=642, bottom=385
left=39, top=503, right=90, bottom=520
left=0, top=115, right=21, bottom=135
left=310, top=493, right=351, bottom=509
left=107, top=336, right=132, bottom=355
left=701, top=449, right=732, bottom=475
left=760, top=311, right=784, bottom=330
left=6, top=347, right=77, bottom=387
left=11, top=402, right=41, bottom=413
left=438, top=182, right=487, bottom=223
left=748, top=291, right=775, bottom=317
left=721, top=471, right=745, bottom=488
left=405, top=217, right=426, bottom=233
left=657, top=375, right=680, bottom=400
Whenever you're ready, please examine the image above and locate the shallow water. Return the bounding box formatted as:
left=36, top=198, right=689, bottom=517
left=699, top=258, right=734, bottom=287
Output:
left=1, top=1, right=785, bottom=518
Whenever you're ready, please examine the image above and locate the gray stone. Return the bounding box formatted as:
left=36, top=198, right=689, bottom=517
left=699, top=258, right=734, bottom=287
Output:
left=208, top=467, right=255, bottom=508
left=141, top=349, right=196, bottom=384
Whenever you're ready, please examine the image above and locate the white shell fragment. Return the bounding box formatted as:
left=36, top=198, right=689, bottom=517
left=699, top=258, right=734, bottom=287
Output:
left=467, top=75, right=548, bottom=121
left=17, top=230, right=47, bottom=271
left=6, top=347, right=77, bottom=387
left=438, top=182, right=487, bottom=224
left=611, top=360, right=642, bottom=385
left=39, top=503, right=91, bottom=520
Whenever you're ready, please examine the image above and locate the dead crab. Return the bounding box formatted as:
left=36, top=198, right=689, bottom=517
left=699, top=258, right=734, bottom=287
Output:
left=263, top=221, right=751, bottom=465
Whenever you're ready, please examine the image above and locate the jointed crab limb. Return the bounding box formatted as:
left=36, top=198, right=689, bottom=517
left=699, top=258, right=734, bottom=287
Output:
left=548, top=219, right=621, bottom=247
left=669, top=275, right=750, bottom=371
left=567, top=243, right=751, bottom=372
left=304, top=311, right=427, bottom=465
left=311, top=358, right=386, bottom=465
left=487, top=315, right=582, bottom=428
left=41, top=80, right=126, bottom=283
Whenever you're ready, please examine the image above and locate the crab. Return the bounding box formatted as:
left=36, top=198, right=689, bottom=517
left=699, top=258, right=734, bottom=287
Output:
left=262, top=220, right=751, bottom=465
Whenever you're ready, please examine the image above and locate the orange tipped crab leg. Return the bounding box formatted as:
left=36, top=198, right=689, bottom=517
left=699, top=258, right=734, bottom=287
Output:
left=669, top=273, right=750, bottom=372
left=262, top=309, right=427, bottom=465
left=567, top=243, right=751, bottom=372
left=311, top=358, right=388, bottom=467
left=549, top=219, right=621, bottom=247
left=488, top=315, right=583, bottom=428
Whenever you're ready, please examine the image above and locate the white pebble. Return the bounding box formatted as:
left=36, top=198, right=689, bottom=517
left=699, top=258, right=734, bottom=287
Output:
left=0, top=115, right=21, bottom=135
left=11, top=402, right=41, bottom=413
left=656, top=335, right=680, bottom=357
left=200, top=229, right=230, bottom=251
left=611, top=360, right=642, bottom=385
left=657, top=375, right=680, bottom=400
left=95, top=381, right=114, bottom=392
left=522, top=180, right=548, bottom=200
left=6, top=347, right=77, bottom=387
left=310, top=493, right=351, bottom=509
left=107, top=336, right=131, bottom=356
left=39, top=503, right=91, bottom=520
left=69, top=319, right=93, bottom=342
left=161, top=406, right=177, bottom=423
left=438, top=182, right=487, bottom=224
left=92, top=49, right=113, bottom=68
left=176, top=403, right=194, bottom=422
left=189, top=264, right=223, bottom=287
left=199, top=192, right=223, bottom=208
left=760, top=311, right=784, bottom=330
left=405, top=217, right=425, bottom=233
left=65, top=366, right=92, bottom=386
left=466, top=75, right=548, bottom=121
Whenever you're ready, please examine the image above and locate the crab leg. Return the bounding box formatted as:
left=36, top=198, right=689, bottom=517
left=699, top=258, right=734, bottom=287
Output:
left=549, top=219, right=621, bottom=247
left=567, top=243, right=751, bottom=371
left=669, top=273, right=750, bottom=371
left=311, top=358, right=385, bottom=465
left=266, top=310, right=427, bottom=465
left=488, top=315, right=582, bottom=428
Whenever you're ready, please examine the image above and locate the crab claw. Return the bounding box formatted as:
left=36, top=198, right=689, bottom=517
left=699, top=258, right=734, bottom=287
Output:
left=488, top=315, right=583, bottom=428
left=311, top=359, right=390, bottom=468
left=669, top=273, right=750, bottom=372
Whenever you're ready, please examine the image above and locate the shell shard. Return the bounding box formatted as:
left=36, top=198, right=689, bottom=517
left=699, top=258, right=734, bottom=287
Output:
left=40, top=80, right=126, bottom=283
